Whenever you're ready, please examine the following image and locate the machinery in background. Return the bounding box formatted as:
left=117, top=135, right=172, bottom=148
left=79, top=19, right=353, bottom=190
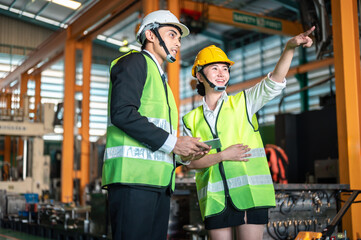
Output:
left=0, top=93, right=54, bottom=197
left=298, top=0, right=333, bottom=59
left=296, top=189, right=360, bottom=240
left=0, top=90, right=349, bottom=240
left=0, top=190, right=101, bottom=239
left=276, top=81, right=338, bottom=184
left=171, top=180, right=347, bottom=240
left=0, top=178, right=351, bottom=239
left=275, top=106, right=339, bottom=184
left=266, top=184, right=348, bottom=239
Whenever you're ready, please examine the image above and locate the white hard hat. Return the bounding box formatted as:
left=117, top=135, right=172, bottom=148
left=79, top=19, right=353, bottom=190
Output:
left=136, top=10, right=190, bottom=44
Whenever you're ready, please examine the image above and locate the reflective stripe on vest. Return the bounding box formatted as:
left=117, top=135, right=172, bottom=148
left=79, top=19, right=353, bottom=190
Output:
left=104, top=145, right=173, bottom=164
left=105, top=116, right=175, bottom=164
left=107, top=116, right=174, bottom=133
left=198, top=173, right=273, bottom=200
left=245, top=147, right=266, bottom=159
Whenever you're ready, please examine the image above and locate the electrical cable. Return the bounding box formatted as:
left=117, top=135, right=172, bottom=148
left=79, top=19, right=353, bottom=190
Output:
left=266, top=222, right=279, bottom=240
left=272, top=222, right=287, bottom=240
left=279, top=194, right=298, bottom=215
left=276, top=222, right=289, bottom=240
left=336, top=192, right=361, bottom=203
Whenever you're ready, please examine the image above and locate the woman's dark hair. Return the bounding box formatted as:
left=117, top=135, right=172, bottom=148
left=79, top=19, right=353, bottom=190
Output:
left=196, top=82, right=206, bottom=96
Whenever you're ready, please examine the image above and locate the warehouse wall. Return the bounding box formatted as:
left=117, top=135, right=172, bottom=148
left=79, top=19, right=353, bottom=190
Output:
left=0, top=15, right=53, bottom=54
left=0, top=14, right=116, bottom=141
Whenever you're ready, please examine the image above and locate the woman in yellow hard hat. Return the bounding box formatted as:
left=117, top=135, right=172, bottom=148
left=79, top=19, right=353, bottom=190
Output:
left=182, top=27, right=315, bottom=240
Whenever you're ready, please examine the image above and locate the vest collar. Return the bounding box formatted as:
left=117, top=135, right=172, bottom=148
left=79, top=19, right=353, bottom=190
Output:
left=202, top=91, right=228, bottom=112
left=142, top=50, right=164, bottom=76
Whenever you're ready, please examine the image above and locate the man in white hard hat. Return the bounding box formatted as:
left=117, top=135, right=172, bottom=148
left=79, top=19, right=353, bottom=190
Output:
left=101, top=10, right=210, bottom=240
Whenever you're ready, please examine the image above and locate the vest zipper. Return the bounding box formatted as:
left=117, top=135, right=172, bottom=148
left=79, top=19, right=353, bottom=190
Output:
left=204, top=101, right=230, bottom=198
left=216, top=137, right=230, bottom=198
left=161, top=74, right=176, bottom=192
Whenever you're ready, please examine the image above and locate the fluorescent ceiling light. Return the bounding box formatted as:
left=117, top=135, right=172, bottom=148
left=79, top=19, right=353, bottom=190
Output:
left=10, top=80, right=18, bottom=87
left=48, top=0, right=81, bottom=10
left=35, top=15, right=61, bottom=26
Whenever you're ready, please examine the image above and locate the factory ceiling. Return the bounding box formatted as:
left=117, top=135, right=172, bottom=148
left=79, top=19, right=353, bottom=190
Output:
left=0, top=0, right=307, bottom=85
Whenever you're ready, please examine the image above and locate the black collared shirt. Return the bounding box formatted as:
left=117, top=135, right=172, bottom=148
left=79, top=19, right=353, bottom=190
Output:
left=109, top=51, right=169, bottom=152
left=109, top=51, right=173, bottom=193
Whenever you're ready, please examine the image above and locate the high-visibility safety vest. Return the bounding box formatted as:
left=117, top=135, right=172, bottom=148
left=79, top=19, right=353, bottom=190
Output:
left=102, top=50, right=178, bottom=190
left=183, top=91, right=275, bottom=220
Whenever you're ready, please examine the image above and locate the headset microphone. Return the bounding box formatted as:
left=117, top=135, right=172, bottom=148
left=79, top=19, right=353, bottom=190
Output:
left=200, top=70, right=228, bottom=92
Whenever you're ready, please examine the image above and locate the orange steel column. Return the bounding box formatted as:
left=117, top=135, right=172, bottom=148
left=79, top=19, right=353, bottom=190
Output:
left=167, top=0, right=181, bottom=134
left=168, top=0, right=183, bottom=177
left=143, top=0, right=158, bottom=15
left=331, top=0, right=361, bottom=238
left=4, top=136, right=10, bottom=180
left=79, top=39, right=91, bottom=205
left=34, top=73, right=41, bottom=120
left=4, top=93, right=12, bottom=180
left=20, top=73, right=29, bottom=111
left=62, top=28, right=76, bottom=203
left=17, top=73, right=29, bottom=157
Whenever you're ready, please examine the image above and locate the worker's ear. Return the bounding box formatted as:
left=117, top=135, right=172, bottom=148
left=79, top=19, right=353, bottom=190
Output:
left=144, top=30, right=156, bottom=43
left=196, top=72, right=203, bottom=83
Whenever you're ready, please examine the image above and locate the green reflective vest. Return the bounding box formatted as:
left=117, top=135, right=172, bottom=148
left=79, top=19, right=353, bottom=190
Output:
left=102, top=51, right=178, bottom=190
left=183, top=91, right=275, bottom=220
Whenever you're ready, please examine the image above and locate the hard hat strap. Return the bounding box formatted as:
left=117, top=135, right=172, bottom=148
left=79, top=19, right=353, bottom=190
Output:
left=150, top=27, right=176, bottom=63
left=199, top=70, right=228, bottom=92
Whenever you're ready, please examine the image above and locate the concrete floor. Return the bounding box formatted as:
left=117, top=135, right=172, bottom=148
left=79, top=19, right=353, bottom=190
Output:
left=0, top=227, right=47, bottom=240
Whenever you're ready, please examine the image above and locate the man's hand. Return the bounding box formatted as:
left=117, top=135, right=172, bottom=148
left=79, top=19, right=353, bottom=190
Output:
left=286, top=26, right=315, bottom=49
left=173, top=136, right=211, bottom=160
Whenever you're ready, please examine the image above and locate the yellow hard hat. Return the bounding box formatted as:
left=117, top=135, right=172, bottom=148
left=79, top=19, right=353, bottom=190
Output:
left=192, top=45, right=234, bottom=77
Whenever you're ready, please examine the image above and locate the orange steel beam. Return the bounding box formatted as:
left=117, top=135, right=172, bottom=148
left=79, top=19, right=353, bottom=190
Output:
left=79, top=39, right=92, bottom=205
left=287, top=57, right=334, bottom=76
left=59, top=0, right=141, bottom=204
left=34, top=73, right=41, bottom=120
left=181, top=57, right=334, bottom=106
left=167, top=0, right=182, bottom=175
left=143, top=0, right=158, bottom=15
left=168, top=0, right=181, bottom=135
left=86, top=1, right=142, bottom=40
left=16, top=73, right=29, bottom=158
left=69, top=0, right=139, bottom=39
left=4, top=94, right=12, bottom=180
left=0, top=31, right=67, bottom=89
left=182, top=0, right=303, bottom=36
left=331, top=0, right=361, bottom=238
left=61, top=30, right=76, bottom=203
left=8, top=51, right=63, bottom=91
left=4, top=136, right=11, bottom=180
left=20, top=73, right=29, bottom=108
left=17, top=136, right=23, bottom=157
left=168, top=0, right=183, bottom=177
left=0, top=0, right=140, bottom=89
left=74, top=84, right=82, bottom=92
left=31, top=51, right=64, bottom=77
